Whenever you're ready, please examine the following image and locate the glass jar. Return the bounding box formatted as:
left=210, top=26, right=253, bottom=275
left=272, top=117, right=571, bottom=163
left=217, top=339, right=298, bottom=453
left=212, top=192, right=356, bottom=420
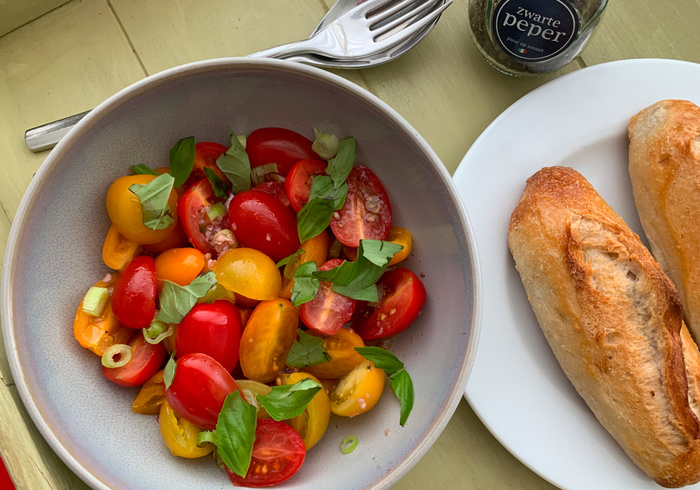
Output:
left=468, top=0, right=608, bottom=76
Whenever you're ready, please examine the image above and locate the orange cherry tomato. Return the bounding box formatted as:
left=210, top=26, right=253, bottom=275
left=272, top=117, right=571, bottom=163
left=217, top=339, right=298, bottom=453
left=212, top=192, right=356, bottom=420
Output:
left=386, top=226, right=412, bottom=266
left=239, top=299, right=298, bottom=383
left=212, top=248, right=282, bottom=301
left=302, top=328, right=365, bottom=379
left=280, top=231, right=330, bottom=299
left=106, top=174, right=179, bottom=244
left=102, top=224, right=141, bottom=271
left=159, top=399, right=213, bottom=459
left=278, top=372, right=330, bottom=450
left=330, top=359, right=385, bottom=418
left=154, top=247, right=205, bottom=291
left=73, top=273, right=132, bottom=356
left=132, top=369, right=165, bottom=415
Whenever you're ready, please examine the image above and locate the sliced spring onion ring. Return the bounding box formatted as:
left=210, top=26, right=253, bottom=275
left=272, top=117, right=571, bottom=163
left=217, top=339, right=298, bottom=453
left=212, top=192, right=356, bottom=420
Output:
left=143, top=319, right=175, bottom=345
left=250, top=163, right=279, bottom=186
left=82, top=286, right=109, bottom=317
left=101, top=344, right=132, bottom=368
left=312, top=129, right=340, bottom=160
left=340, top=435, right=358, bottom=454
left=197, top=431, right=217, bottom=447
left=206, top=202, right=228, bottom=221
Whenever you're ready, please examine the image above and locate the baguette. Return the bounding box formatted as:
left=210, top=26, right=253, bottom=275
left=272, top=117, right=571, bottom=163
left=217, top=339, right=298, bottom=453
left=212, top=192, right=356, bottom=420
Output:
left=508, top=166, right=700, bottom=487
left=628, top=99, right=700, bottom=340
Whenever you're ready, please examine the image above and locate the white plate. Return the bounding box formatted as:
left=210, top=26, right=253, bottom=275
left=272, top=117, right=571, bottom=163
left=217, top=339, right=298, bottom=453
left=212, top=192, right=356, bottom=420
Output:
left=456, top=59, right=700, bottom=490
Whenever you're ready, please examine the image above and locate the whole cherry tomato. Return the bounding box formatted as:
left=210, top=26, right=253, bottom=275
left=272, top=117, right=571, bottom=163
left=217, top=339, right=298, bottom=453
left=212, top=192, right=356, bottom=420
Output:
left=228, top=189, right=300, bottom=262
left=354, top=268, right=426, bottom=340
left=154, top=247, right=205, bottom=291
left=165, top=352, right=240, bottom=430
left=246, top=127, right=317, bottom=177
left=175, top=300, right=243, bottom=372
left=225, top=419, right=306, bottom=488
left=102, top=334, right=166, bottom=387
left=177, top=179, right=228, bottom=254
left=300, top=259, right=356, bottom=335
left=111, top=255, right=157, bottom=329
left=284, top=159, right=327, bottom=212
left=330, top=165, right=392, bottom=247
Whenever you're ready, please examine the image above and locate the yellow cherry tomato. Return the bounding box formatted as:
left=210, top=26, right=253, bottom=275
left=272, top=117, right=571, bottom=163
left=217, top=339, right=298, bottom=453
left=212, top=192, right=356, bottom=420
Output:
left=102, top=224, right=141, bottom=271
left=330, top=359, right=385, bottom=417
left=235, top=379, right=272, bottom=419
left=212, top=248, right=282, bottom=301
left=132, top=370, right=164, bottom=415
left=386, top=226, right=412, bottom=266
left=159, top=399, right=213, bottom=458
left=280, top=231, right=330, bottom=299
left=239, top=299, right=298, bottom=383
left=303, top=328, right=366, bottom=379
left=106, top=174, right=178, bottom=244
left=154, top=247, right=205, bottom=290
left=279, top=372, right=330, bottom=450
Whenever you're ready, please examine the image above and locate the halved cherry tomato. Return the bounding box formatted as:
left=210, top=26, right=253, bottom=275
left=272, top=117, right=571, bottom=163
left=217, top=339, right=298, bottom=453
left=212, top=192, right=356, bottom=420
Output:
left=141, top=221, right=189, bottom=254
left=330, top=359, right=385, bottom=417
left=280, top=231, right=330, bottom=299
left=300, top=259, right=356, bottom=335
left=330, top=165, right=392, bottom=247
left=132, top=369, right=165, bottom=415
left=102, top=334, right=166, bottom=387
left=278, top=372, right=330, bottom=450
left=111, top=255, right=157, bottom=329
left=102, top=224, right=141, bottom=271
left=355, top=268, right=426, bottom=340
left=239, top=299, right=298, bottom=383
left=175, top=300, right=243, bottom=372
left=253, top=181, right=292, bottom=211
left=106, top=174, right=179, bottom=244
left=284, top=159, right=327, bottom=212
left=154, top=247, right=205, bottom=291
left=302, top=327, right=365, bottom=379
left=235, top=379, right=272, bottom=419
left=159, top=399, right=213, bottom=458
left=190, top=142, right=228, bottom=185
left=177, top=179, right=227, bottom=254
left=386, top=226, right=412, bottom=266
left=246, top=127, right=318, bottom=177
left=212, top=248, right=282, bottom=301
left=165, top=352, right=240, bottom=430
left=225, top=419, right=306, bottom=487
left=228, top=189, right=300, bottom=262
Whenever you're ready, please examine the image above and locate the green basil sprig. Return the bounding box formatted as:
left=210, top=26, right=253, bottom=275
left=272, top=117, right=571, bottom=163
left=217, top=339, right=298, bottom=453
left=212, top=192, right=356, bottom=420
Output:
left=326, top=137, right=355, bottom=188
left=131, top=164, right=159, bottom=175
left=286, top=329, right=331, bottom=368
left=169, top=136, right=196, bottom=187
left=290, top=261, right=321, bottom=306
left=204, top=167, right=231, bottom=198
left=129, top=173, right=176, bottom=231
left=355, top=346, right=414, bottom=426
left=216, top=130, right=251, bottom=194
left=257, top=377, right=322, bottom=420
left=158, top=271, right=217, bottom=324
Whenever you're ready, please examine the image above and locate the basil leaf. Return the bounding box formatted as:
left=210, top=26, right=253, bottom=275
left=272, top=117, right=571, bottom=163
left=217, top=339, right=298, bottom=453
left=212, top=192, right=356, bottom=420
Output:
left=217, top=130, right=251, bottom=194
left=390, top=370, right=414, bottom=426
left=354, top=346, right=404, bottom=375
left=296, top=176, right=348, bottom=243
left=163, top=351, right=177, bottom=390
left=216, top=391, right=257, bottom=478
left=290, top=261, right=320, bottom=306
left=169, top=136, right=196, bottom=187
left=257, top=378, right=322, bottom=421
left=129, top=173, right=176, bottom=230
left=277, top=249, right=304, bottom=269
left=131, top=164, right=158, bottom=175
left=308, top=176, right=348, bottom=210
left=333, top=283, right=378, bottom=302
left=286, top=329, right=331, bottom=368
left=326, top=137, right=355, bottom=188
left=361, top=239, right=403, bottom=267
left=204, top=167, right=231, bottom=198
left=158, top=272, right=217, bottom=324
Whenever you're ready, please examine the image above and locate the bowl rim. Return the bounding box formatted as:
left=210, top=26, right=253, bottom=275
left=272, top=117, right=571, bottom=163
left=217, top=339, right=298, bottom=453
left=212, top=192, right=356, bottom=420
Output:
left=1, top=57, right=482, bottom=490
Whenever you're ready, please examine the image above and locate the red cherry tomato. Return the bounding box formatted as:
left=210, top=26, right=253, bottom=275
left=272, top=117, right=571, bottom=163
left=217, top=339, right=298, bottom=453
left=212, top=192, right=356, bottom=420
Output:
left=284, top=159, right=328, bottom=212
left=355, top=268, right=426, bottom=340
left=165, top=353, right=240, bottom=430
left=225, top=419, right=306, bottom=487
left=300, top=259, right=356, bottom=335
left=111, top=255, right=157, bottom=329
left=246, top=127, right=317, bottom=177
left=102, top=334, right=166, bottom=387
left=187, top=142, right=228, bottom=186
left=253, top=181, right=292, bottom=211
left=177, top=179, right=228, bottom=254
left=228, top=190, right=300, bottom=262
left=175, top=300, right=243, bottom=372
left=330, top=165, right=392, bottom=247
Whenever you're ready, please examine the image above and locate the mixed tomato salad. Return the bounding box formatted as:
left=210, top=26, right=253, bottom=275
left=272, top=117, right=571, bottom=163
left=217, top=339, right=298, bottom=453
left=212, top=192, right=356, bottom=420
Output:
left=73, top=126, right=427, bottom=487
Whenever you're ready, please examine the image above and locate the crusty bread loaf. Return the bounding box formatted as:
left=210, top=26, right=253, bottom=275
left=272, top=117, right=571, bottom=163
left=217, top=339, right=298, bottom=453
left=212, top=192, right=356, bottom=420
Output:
left=629, top=99, right=700, bottom=341
left=509, top=166, right=700, bottom=488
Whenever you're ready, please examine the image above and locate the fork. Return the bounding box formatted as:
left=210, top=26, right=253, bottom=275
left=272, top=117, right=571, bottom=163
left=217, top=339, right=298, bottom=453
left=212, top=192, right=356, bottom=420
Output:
left=248, top=0, right=452, bottom=61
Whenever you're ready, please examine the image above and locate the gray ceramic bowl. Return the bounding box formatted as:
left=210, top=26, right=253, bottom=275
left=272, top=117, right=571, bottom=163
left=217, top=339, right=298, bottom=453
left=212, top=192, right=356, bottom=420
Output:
left=1, top=58, right=480, bottom=490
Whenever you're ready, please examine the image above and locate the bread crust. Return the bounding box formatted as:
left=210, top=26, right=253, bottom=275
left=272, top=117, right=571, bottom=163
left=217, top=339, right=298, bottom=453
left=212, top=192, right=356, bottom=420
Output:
left=629, top=99, right=700, bottom=339
left=509, top=166, right=700, bottom=487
